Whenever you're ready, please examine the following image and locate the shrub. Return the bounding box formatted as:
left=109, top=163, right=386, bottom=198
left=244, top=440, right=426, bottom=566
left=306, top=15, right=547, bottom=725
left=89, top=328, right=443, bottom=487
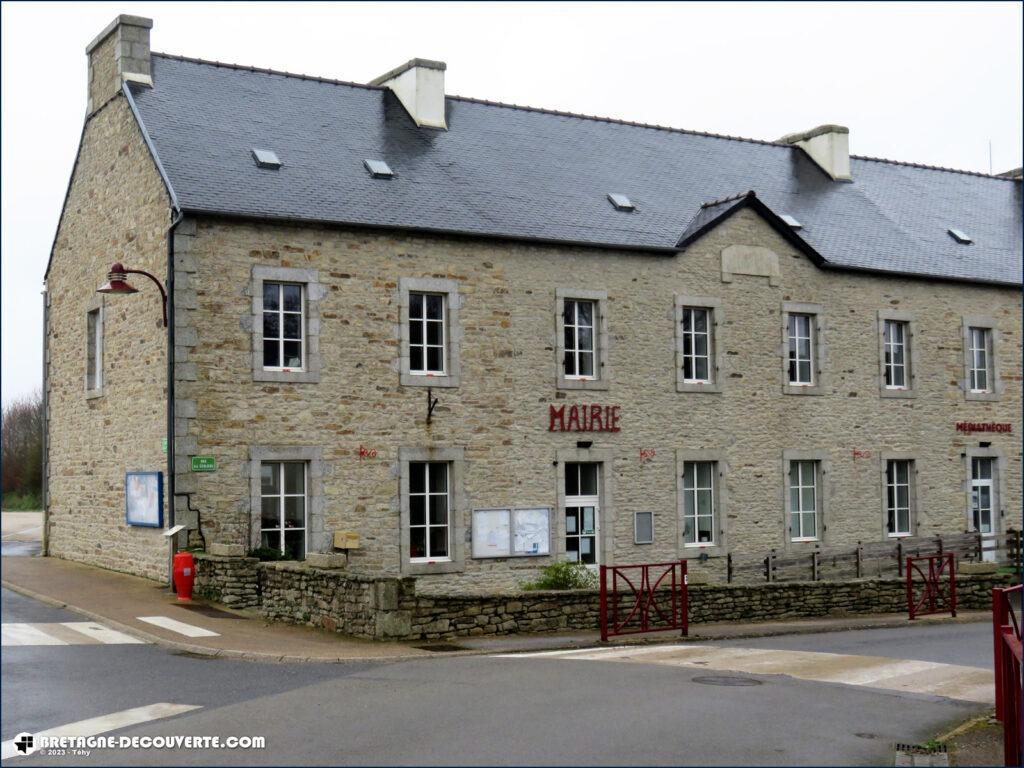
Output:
left=522, top=561, right=598, bottom=591
left=248, top=547, right=290, bottom=562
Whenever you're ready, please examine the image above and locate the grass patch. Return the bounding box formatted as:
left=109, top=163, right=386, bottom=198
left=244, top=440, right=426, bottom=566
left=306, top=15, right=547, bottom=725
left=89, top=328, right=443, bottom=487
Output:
left=1, top=492, right=42, bottom=511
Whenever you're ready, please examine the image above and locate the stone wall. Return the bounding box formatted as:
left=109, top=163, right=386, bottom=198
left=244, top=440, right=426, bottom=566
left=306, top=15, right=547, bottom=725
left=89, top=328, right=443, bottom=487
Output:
left=179, top=208, right=1021, bottom=595
left=194, top=555, right=1015, bottom=641
left=193, top=553, right=260, bottom=608
left=45, top=92, right=172, bottom=582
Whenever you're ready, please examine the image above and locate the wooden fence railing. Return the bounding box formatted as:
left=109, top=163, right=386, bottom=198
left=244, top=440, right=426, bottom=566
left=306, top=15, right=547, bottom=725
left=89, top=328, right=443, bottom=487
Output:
left=723, top=529, right=1020, bottom=584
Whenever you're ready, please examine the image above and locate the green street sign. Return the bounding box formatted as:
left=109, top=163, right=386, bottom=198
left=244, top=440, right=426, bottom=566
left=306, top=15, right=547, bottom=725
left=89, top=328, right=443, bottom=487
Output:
left=190, top=456, right=217, bottom=472
left=161, top=437, right=168, bottom=454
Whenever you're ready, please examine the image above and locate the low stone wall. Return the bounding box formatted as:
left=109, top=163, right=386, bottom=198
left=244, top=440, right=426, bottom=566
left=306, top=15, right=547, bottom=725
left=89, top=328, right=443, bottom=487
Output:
left=259, top=562, right=417, bottom=639
left=192, top=554, right=1016, bottom=641
left=193, top=553, right=261, bottom=608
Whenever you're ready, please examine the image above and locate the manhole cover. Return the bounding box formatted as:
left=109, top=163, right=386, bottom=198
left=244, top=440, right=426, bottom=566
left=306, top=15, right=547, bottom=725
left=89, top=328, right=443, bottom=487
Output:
left=691, top=675, right=763, bottom=687
left=414, top=643, right=465, bottom=653
left=175, top=604, right=246, bottom=620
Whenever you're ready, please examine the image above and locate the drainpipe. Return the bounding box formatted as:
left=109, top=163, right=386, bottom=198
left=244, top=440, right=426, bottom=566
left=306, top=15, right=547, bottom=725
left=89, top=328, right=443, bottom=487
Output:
left=166, top=209, right=183, bottom=586
left=41, top=283, right=50, bottom=556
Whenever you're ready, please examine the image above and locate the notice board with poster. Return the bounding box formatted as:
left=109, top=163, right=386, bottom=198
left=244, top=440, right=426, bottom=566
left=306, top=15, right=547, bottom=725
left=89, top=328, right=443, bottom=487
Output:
left=125, top=471, right=163, bottom=528
left=472, top=507, right=551, bottom=558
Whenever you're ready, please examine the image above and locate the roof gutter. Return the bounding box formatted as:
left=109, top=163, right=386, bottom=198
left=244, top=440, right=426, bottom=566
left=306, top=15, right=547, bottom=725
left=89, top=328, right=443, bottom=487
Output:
left=122, top=82, right=180, bottom=211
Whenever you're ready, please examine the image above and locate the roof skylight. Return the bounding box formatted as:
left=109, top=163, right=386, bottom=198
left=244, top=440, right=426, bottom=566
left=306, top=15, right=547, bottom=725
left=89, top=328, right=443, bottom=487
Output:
left=364, top=159, right=394, bottom=179
left=607, top=193, right=635, bottom=211
left=948, top=228, right=972, bottom=244
left=251, top=148, right=282, bottom=170
left=780, top=214, right=802, bottom=229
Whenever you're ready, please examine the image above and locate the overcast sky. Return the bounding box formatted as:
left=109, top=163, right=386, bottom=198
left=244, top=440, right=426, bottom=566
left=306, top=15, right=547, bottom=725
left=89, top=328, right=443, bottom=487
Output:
left=2, top=1, right=1021, bottom=405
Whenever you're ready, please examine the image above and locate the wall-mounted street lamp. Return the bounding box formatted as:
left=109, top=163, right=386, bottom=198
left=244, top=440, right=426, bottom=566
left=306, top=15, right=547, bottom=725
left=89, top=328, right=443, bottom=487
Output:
left=97, top=262, right=168, bottom=327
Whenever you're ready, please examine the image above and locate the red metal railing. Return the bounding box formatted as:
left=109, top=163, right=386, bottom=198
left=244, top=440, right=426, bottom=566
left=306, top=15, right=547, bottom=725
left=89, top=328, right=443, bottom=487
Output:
left=992, top=584, right=1022, bottom=767
left=599, top=560, right=688, bottom=641
left=905, top=553, right=957, bottom=620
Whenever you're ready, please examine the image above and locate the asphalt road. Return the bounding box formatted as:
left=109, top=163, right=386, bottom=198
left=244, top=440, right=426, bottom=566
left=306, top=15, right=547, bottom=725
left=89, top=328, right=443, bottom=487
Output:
left=1, top=587, right=989, bottom=766
left=715, top=621, right=994, bottom=669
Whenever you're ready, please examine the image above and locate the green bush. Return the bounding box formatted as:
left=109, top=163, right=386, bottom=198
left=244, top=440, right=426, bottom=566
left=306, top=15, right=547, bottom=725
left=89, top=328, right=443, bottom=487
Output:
left=522, top=561, right=598, bottom=591
left=1, top=492, right=42, bottom=511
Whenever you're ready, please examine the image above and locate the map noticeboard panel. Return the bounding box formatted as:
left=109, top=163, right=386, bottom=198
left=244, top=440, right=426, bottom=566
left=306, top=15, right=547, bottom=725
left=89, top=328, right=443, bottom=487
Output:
left=472, top=507, right=551, bottom=558
left=512, top=508, right=550, bottom=555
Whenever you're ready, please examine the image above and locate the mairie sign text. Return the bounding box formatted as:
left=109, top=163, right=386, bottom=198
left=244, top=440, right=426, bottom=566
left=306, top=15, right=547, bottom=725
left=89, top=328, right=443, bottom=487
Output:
left=549, top=404, right=621, bottom=433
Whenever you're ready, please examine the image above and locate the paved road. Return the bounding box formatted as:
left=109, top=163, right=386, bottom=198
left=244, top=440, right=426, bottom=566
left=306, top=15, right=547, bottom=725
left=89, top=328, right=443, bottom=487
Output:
left=2, top=587, right=990, bottom=766
left=1, top=512, right=42, bottom=557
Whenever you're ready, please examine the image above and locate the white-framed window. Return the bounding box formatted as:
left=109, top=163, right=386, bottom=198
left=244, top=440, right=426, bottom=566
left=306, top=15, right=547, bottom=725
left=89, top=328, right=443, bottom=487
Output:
left=564, top=462, right=599, bottom=564
left=260, top=461, right=307, bottom=559
left=262, top=282, right=304, bottom=371
left=680, top=307, right=712, bottom=383
left=563, top=299, right=597, bottom=379
left=682, top=461, right=715, bottom=546
left=970, top=457, right=996, bottom=534
left=886, top=459, right=912, bottom=537
left=86, top=307, right=103, bottom=392
left=968, top=326, right=993, bottom=393
left=787, top=313, right=814, bottom=385
left=409, top=292, right=447, bottom=376
left=789, top=460, right=819, bottom=541
left=409, top=461, right=450, bottom=561
left=883, top=320, right=909, bottom=389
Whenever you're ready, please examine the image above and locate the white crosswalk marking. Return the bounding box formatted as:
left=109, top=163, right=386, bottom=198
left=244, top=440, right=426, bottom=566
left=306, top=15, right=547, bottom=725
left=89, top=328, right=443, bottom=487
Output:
left=1, top=622, right=147, bottom=647
left=137, top=615, right=220, bottom=638
left=60, top=622, right=145, bottom=645
left=2, top=623, right=68, bottom=646
left=0, top=703, right=201, bottom=761
left=492, top=643, right=994, bottom=703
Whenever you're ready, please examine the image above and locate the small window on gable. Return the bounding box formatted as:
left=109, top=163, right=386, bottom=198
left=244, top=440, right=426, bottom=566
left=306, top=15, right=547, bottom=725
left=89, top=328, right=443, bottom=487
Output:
left=86, top=307, right=103, bottom=393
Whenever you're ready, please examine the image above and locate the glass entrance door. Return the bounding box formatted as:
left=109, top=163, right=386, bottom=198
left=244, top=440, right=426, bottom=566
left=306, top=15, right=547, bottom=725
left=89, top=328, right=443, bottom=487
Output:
left=564, top=463, right=599, bottom=565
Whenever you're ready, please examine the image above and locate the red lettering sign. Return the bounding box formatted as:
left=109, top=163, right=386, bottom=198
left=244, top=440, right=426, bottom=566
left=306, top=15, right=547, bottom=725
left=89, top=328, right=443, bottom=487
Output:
left=548, top=404, right=621, bottom=433
left=358, top=445, right=379, bottom=459
left=956, top=422, right=1012, bottom=435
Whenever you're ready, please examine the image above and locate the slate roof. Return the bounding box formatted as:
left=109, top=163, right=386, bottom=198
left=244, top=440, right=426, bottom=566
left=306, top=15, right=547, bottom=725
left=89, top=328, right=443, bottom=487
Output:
left=128, top=54, right=1022, bottom=286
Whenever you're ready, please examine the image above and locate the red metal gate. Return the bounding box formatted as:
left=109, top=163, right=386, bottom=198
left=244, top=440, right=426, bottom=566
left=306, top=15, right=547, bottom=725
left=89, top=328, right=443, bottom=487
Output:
left=599, top=560, right=688, bottom=641
left=992, top=584, right=1022, bottom=767
left=905, top=553, right=957, bottom=620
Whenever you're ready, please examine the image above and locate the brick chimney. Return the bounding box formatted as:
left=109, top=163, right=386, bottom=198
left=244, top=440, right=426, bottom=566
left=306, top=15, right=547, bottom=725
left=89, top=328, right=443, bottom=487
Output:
left=85, top=15, right=153, bottom=115
left=369, top=58, right=447, bottom=130
left=779, top=124, right=852, bottom=181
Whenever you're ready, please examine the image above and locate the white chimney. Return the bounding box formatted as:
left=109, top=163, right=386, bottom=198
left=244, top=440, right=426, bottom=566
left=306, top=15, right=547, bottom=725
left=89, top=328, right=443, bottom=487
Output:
left=779, top=124, right=852, bottom=181
left=369, top=59, right=447, bottom=130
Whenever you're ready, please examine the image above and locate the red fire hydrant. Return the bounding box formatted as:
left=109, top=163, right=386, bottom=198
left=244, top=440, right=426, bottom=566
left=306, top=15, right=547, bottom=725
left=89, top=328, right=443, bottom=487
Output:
left=172, top=551, right=195, bottom=602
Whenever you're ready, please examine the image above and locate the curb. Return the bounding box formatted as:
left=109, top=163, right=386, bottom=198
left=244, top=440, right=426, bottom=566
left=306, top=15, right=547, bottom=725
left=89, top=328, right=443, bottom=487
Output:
left=0, top=579, right=428, bottom=665
left=2, top=577, right=989, bottom=663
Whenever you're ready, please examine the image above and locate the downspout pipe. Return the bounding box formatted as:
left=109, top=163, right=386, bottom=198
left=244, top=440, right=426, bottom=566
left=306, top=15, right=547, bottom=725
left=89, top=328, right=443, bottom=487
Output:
left=166, top=209, right=183, bottom=586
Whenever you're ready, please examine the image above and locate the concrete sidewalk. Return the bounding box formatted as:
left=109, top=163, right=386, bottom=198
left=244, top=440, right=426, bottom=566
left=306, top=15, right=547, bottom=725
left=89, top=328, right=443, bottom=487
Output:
left=1, top=555, right=430, bottom=662
left=2, top=554, right=990, bottom=662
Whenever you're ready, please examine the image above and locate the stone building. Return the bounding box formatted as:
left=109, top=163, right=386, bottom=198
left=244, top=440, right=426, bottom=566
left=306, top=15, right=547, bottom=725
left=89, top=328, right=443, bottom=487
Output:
left=44, top=15, right=1022, bottom=593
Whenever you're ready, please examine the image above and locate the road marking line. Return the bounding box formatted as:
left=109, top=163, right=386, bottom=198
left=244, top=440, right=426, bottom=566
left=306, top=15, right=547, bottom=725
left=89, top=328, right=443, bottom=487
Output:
left=0, top=703, right=201, bottom=760
left=492, top=644, right=704, bottom=659
left=1, top=623, right=68, bottom=646
left=60, top=622, right=146, bottom=645
left=137, top=616, right=220, bottom=638
left=526, top=643, right=994, bottom=703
